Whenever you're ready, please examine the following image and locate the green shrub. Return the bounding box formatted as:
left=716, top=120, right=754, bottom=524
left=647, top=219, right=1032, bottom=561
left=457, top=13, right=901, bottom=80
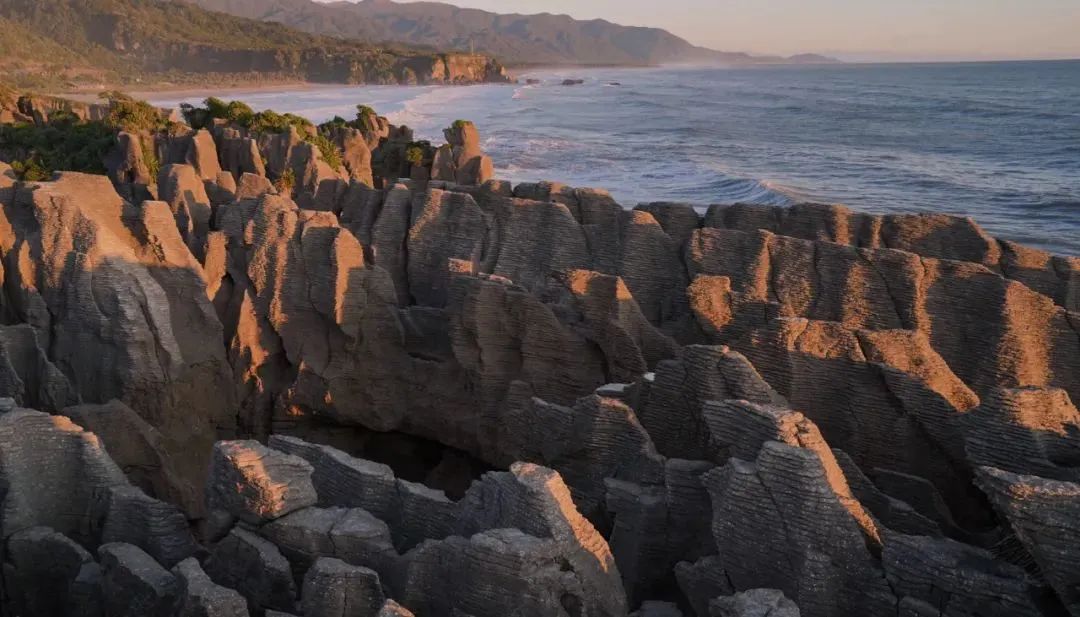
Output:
left=451, top=119, right=473, bottom=131
left=319, top=116, right=349, bottom=132
left=141, top=138, right=160, bottom=179
left=274, top=167, right=295, bottom=194
left=180, top=98, right=311, bottom=134
left=405, top=146, right=424, bottom=167
left=9, top=158, right=49, bottom=181
left=305, top=133, right=342, bottom=171
left=354, top=105, right=380, bottom=131
left=0, top=120, right=114, bottom=178
left=404, top=140, right=432, bottom=167
left=249, top=110, right=311, bottom=134
left=179, top=102, right=210, bottom=129
left=98, top=90, right=133, bottom=103
left=103, top=93, right=166, bottom=132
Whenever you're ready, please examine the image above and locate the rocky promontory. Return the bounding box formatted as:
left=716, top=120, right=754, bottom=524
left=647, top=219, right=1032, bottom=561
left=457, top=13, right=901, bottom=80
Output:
left=0, top=95, right=1078, bottom=617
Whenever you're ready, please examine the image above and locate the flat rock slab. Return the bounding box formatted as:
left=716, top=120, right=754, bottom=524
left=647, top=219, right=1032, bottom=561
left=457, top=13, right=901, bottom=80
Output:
left=207, top=440, right=317, bottom=524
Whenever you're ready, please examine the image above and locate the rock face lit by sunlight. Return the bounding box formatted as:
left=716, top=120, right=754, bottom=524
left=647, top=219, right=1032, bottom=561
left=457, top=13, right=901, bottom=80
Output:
left=0, top=21, right=1079, bottom=615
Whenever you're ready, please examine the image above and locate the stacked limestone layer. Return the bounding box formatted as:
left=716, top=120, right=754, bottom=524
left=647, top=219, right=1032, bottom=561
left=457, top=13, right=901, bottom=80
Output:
left=1, top=105, right=1079, bottom=616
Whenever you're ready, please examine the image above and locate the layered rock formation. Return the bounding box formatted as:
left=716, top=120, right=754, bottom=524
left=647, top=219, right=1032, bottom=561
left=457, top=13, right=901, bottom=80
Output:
left=0, top=104, right=1078, bottom=617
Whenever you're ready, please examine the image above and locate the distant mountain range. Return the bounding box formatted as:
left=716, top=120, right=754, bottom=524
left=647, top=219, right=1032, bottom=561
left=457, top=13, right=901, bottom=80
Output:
left=186, top=0, right=838, bottom=66
left=0, top=0, right=509, bottom=89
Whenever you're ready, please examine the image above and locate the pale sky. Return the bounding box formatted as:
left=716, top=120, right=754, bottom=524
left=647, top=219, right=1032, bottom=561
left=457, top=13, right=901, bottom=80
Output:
left=350, top=0, right=1080, bottom=61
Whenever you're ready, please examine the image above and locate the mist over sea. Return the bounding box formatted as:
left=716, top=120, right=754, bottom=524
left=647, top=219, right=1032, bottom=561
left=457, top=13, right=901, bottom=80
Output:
left=150, top=61, right=1080, bottom=254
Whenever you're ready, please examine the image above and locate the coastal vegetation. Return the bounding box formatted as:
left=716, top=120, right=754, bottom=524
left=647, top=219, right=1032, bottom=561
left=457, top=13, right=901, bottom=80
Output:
left=0, top=0, right=509, bottom=90
left=1, top=91, right=366, bottom=180
left=180, top=97, right=312, bottom=134
left=0, top=91, right=173, bottom=180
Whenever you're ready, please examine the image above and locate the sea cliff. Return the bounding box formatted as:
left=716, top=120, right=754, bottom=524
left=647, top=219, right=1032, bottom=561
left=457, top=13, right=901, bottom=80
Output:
left=0, top=94, right=1078, bottom=617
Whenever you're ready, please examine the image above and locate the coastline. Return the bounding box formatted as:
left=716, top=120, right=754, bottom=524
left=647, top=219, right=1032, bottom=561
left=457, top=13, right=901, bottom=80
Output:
left=58, top=78, right=518, bottom=104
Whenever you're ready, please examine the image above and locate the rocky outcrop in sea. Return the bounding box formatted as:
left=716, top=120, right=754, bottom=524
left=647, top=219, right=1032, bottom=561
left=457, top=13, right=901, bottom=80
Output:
left=0, top=103, right=1078, bottom=617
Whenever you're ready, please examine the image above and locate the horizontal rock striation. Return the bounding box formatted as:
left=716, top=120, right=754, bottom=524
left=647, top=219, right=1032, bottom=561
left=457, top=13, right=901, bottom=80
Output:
left=1, top=108, right=1078, bottom=617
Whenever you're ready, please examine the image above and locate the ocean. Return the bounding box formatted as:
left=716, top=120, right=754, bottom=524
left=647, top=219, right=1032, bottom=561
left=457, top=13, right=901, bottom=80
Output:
left=149, top=61, right=1080, bottom=255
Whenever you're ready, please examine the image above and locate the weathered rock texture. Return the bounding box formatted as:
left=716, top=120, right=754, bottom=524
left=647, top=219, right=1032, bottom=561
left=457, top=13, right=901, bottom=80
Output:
left=1, top=105, right=1079, bottom=617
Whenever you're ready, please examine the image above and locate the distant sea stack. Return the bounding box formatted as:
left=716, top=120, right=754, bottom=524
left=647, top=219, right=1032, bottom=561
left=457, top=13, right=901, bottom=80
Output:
left=0, top=92, right=1078, bottom=617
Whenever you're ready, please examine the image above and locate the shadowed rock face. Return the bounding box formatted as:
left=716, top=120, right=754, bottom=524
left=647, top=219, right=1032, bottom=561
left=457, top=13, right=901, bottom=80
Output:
left=0, top=173, right=235, bottom=516
left=1, top=112, right=1079, bottom=617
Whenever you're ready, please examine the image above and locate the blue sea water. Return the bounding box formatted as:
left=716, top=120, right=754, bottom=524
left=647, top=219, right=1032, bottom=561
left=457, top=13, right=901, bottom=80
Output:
left=150, top=61, right=1080, bottom=255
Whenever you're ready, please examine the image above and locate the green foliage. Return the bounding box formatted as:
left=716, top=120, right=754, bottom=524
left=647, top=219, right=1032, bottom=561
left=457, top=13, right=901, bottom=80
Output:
left=9, top=158, right=49, bottom=182
left=451, top=119, right=473, bottom=131
left=321, top=116, right=349, bottom=130
left=316, top=104, right=382, bottom=135
left=103, top=93, right=166, bottom=132
left=141, top=138, right=160, bottom=179
left=305, top=133, right=342, bottom=171
left=355, top=105, right=378, bottom=129
left=405, top=146, right=424, bottom=167
left=98, top=90, right=134, bottom=102
left=274, top=167, right=296, bottom=194
left=404, top=140, right=432, bottom=167
left=250, top=111, right=311, bottom=135
left=0, top=0, right=466, bottom=90
left=0, top=120, right=114, bottom=179
left=182, top=98, right=311, bottom=135
left=202, top=97, right=255, bottom=126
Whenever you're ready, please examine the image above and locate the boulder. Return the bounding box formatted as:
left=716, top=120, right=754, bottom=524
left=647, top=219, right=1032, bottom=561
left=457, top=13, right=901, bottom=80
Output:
left=64, top=400, right=192, bottom=513
left=67, top=562, right=105, bottom=617
left=204, top=527, right=297, bottom=615
left=881, top=532, right=1048, bottom=617
left=235, top=172, right=275, bottom=201
left=4, top=526, right=94, bottom=616
left=301, top=557, right=386, bottom=617
left=206, top=440, right=317, bottom=524
left=98, top=543, right=179, bottom=617
left=710, top=589, right=800, bottom=617
left=260, top=506, right=396, bottom=582
left=172, top=557, right=249, bottom=617
left=0, top=409, right=127, bottom=542
left=98, top=485, right=199, bottom=568
left=267, top=437, right=399, bottom=521
left=977, top=467, right=1080, bottom=616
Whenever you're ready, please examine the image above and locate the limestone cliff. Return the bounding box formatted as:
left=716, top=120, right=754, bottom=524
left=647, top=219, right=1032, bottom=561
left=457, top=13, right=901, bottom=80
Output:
left=0, top=105, right=1078, bottom=617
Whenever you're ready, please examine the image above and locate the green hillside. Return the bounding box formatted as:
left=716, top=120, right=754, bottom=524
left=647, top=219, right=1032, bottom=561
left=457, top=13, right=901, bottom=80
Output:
left=0, top=0, right=509, bottom=89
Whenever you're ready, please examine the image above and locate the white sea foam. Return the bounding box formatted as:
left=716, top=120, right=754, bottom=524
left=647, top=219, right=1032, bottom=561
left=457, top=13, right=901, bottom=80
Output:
left=147, top=62, right=1080, bottom=254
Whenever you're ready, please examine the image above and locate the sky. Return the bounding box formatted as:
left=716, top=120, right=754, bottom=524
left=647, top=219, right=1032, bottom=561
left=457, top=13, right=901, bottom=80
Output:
left=346, top=0, right=1080, bottom=61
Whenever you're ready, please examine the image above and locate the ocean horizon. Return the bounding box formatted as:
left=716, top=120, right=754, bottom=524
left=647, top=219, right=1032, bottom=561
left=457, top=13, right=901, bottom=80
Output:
left=150, top=59, right=1080, bottom=255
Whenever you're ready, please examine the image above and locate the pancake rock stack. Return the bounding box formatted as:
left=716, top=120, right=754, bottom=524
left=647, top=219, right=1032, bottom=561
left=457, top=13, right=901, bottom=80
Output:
left=0, top=107, right=1078, bottom=617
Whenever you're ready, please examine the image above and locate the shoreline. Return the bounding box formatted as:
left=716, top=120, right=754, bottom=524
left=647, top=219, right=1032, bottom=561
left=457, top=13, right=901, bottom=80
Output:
left=56, top=79, right=521, bottom=106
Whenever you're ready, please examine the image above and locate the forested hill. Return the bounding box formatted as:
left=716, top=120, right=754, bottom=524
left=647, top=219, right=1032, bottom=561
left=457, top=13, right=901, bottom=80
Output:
left=188, top=0, right=838, bottom=66
left=0, top=0, right=509, bottom=89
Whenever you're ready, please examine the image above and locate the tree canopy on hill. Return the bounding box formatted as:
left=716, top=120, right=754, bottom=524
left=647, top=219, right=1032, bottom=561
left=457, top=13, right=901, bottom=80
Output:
left=0, top=0, right=508, bottom=89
